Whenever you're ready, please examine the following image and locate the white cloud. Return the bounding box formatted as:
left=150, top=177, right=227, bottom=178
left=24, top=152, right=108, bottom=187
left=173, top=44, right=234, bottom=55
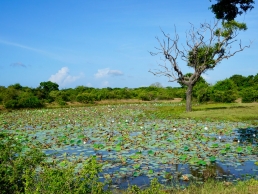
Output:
left=94, top=68, right=123, bottom=78
left=49, top=67, right=84, bottom=87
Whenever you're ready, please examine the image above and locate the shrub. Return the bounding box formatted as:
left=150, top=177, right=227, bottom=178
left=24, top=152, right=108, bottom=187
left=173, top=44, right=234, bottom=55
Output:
left=76, top=93, right=96, bottom=103
left=58, top=100, right=67, bottom=106
left=241, top=87, right=258, bottom=102
left=24, top=157, right=110, bottom=194
left=138, top=91, right=158, bottom=101
left=4, top=96, right=43, bottom=109
left=211, top=79, right=238, bottom=103
left=194, top=82, right=211, bottom=103
left=0, top=132, right=45, bottom=193
left=4, top=99, right=18, bottom=109
left=18, top=96, right=43, bottom=108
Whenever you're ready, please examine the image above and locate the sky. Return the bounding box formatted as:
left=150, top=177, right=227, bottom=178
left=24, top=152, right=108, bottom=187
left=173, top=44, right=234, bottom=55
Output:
left=0, top=0, right=257, bottom=89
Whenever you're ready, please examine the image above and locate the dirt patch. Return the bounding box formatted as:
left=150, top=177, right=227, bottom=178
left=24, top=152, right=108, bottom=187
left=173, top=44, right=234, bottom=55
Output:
left=235, top=98, right=242, bottom=103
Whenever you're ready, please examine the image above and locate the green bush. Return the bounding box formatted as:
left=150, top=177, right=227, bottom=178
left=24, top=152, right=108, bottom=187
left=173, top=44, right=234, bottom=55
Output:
left=76, top=93, right=96, bottom=103
left=18, top=96, right=43, bottom=108
left=24, top=157, right=110, bottom=194
left=138, top=91, right=158, bottom=101
left=0, top=132, right=45, bottom=193
left=58, top=100, right=67, bottom=106
left=194, top=83, right=211, bottom=103
left=4, top=99, right=18, bottom=109
left=0, top=132, right=110, bottom=193
left=4, top=96, right=43, bottom=109
left=211, top=79, right=238, bottom=103
left=241, top=87, right=258, bottom=102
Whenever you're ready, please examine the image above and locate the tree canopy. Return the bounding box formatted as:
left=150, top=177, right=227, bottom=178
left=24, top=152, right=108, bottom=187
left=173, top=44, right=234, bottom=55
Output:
left=210, top=0, right=255, bottom=21
left=149, top=20, right=250, bottom=111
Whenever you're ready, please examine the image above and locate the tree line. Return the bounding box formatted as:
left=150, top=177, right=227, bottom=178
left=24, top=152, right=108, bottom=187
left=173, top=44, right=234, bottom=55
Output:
left=0, top=73, right=257, bottom=109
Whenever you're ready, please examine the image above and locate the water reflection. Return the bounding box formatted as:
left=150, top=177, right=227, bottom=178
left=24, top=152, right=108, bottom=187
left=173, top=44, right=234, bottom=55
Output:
left=107, top=160, right=258, bottom=189
left=236, top=127, right=257, bottom=145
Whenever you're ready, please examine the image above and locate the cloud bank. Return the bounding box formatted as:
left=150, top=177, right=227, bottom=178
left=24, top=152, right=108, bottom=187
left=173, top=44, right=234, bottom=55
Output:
left=94, top=68, right=123, bottom=78
left=49, top=67, right=84, bottom=87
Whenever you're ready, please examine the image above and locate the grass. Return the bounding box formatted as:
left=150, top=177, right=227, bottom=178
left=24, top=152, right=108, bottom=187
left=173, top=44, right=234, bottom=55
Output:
left=119, top=178, right=258, bottom=194
left=145, top=102, right=258, bottom=124
left=171, top=179, right=258, bottom=194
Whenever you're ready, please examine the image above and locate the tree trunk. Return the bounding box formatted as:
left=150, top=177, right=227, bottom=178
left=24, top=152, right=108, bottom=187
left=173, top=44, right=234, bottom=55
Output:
left=186, top=84, right=193, bottom=112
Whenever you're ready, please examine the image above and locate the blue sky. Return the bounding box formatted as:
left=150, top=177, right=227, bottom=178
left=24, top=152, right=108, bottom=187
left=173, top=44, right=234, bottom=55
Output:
left=0, top=1, right=257, bottom=89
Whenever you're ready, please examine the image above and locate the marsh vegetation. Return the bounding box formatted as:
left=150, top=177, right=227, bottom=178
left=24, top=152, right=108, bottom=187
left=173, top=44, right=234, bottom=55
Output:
left=0, top=101, right=257, bottom=193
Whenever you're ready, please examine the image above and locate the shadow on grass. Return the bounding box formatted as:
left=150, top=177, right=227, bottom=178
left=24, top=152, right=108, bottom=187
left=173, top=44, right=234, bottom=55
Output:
left=193, top=105, right=250, bottom=111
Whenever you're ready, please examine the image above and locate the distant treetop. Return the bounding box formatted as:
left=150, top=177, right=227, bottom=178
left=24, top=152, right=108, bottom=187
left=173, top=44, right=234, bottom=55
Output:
left=210, top=0, right=255, bottom=21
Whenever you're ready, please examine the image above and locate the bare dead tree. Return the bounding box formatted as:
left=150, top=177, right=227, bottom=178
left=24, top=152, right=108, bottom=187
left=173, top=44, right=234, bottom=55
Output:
left=149, top=20, right=251, bottom=112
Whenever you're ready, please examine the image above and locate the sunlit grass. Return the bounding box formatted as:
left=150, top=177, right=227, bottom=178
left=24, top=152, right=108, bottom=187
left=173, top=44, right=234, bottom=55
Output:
left=145, top=102, right=258, bottom=124
left=120, top=178, right=258, bottom=194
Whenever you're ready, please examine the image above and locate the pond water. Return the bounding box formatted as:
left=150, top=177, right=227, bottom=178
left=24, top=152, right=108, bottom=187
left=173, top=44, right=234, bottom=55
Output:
left=1, top=105, right=257, bottom=190
left=45, top=127, right=258, bottom=189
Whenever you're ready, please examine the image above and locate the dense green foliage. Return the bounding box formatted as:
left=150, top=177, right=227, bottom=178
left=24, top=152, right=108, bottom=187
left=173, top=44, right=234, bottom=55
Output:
left=24, top=157, right=109, bottom=194
left=0, top=73, right=257, bottom=109
left=0, top=131, right=110, bottom=193
left=210, top=0, right=255, bottom=21
left=0, top=132, right=45, bottom=193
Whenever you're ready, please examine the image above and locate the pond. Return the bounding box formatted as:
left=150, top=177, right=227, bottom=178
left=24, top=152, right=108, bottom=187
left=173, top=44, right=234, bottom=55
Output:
left=44, top=127, right=258, bottom=189
left=1, top=104, right=257, bottom=189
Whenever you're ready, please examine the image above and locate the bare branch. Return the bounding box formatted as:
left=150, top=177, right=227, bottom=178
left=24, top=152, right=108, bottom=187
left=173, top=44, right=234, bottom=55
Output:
left=150, top=19, right=251, bottom=88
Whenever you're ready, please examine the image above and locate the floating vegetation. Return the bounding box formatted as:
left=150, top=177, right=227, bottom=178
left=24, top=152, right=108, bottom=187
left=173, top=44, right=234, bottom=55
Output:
left=0, top=103, right=257, bottom=189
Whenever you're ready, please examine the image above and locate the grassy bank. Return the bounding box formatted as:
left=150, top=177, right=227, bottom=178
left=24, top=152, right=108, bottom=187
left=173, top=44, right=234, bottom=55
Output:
left=144, top=102, right=258, bottom=124
left=121, top=178, right=258, bottom=194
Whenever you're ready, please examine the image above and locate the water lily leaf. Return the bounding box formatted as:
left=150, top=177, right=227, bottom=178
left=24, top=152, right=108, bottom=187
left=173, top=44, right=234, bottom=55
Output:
left=148, top=169, right=154, bottom=174
left=148, top=150, right=154, bottom=155
left=220, top=149, right=227, bottom=154
left=179, top=154, right=187, bottom=162
left=77, top=135, right=84, bottom=139
left=130, top=154, right=140, bottom=159
left=236, top=147, right=243, bottom=153
left=198, top=160, right=207, bottom=166
left=189, top=157, right=199, bottom=165
left=93, top=144, right=99, bottom=149
left=133, top=164, right=140, bottom=169
left=211, top=143, right=219, bottom=148
left=133, top=171, right=140, bottom=177
left=184, top=146, right=189, bottom=151
left=115, top=145, right=121, bottom=152
left=225, top=143, right=231, bottom=149
left=246, top=146, right=252, bottom=152
left=209, top=156, right=216, bottom=162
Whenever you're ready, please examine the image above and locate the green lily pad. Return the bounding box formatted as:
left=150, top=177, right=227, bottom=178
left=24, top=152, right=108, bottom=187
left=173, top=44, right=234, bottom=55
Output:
left=198, top=160, right=207, bottom=166
left=133, top=164, right=140, bottom=169
left=236, top=147, right=243, bottom=153
left=184, top=146, right=189, bottom=151
left=211, top=143, right=219, bottom=148
left=209, top=156, right=216, bottom=162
